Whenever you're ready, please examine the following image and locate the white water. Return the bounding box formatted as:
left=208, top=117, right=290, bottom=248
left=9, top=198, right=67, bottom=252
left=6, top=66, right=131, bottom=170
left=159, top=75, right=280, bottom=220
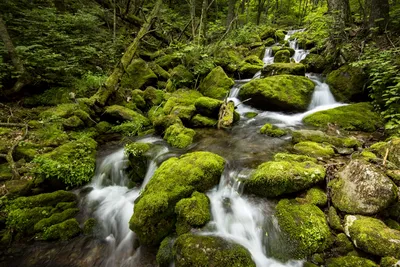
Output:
left=285, top=29, right=309, bottom=63
left=83, top=140, right=168, bottom=266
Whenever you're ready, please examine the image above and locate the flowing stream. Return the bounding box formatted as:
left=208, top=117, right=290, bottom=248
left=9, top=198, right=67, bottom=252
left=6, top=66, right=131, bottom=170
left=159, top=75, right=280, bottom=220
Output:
left=79, top=31, right=343, bottom=267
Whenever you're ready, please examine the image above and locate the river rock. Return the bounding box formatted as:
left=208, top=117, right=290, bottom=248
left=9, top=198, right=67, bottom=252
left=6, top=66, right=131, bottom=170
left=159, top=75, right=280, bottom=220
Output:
left=198, top=66, right=235, bottom=99
left=243, top=159, right=325, bottom=197
left=274, top=199, right=332, bottom=258
left=194, top=97, right=223, bottom=118
left=344, top=215, right=400, bottom=258
left=330, top=160, right=398, bottom=215
left=262, top=63, right=306, bottom=76
left=120, top=58, right=157, bottom=89
left=173, top=234, right=256, bottom=267
left=238, top=55, right=264, bottom=78
left=129, top=151, right=225, bottom=245
left=292, top=129, right=361, bottom=148
left=125, top=142, right=152, bottom=183
left=163, top=123, right=196, bottom=149
left=301, top=54, right=328, bottom=73
left=325, top=256, right=378, bottom=267
left=274, top=50, right=291, bottom=63
left=103, top=105, right=149, bottom=124
left=239, top=75, right=315, bottom=112
left=303, top=102, right=383, bottom=132
left=293, top=141, right=335, bottom=158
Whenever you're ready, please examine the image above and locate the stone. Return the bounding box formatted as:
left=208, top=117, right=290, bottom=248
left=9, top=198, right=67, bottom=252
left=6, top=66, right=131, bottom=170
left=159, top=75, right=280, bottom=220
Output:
left=293, top=141, right=335, bottom=158
left=198, top=67, right=234, bottom=99
left=262, top=63, right=306, bottom=76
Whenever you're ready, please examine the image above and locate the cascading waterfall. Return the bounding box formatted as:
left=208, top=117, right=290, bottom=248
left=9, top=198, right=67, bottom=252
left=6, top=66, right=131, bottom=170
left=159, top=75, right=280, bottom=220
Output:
left=285, top=29, right=309, bottom=63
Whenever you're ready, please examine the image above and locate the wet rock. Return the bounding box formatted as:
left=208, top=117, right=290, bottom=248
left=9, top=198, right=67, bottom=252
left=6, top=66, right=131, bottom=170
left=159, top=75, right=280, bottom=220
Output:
left=163, top=89, right=203, bottom=115
left=129, top=152, right=225, bottom=245
left=274, top=199, right=332, bottom=258
left=244, top=159, right=325, bottom=197
left=157, top=236, right=175, bottom=267
left=326, top=256, right=378, bottom=267
left=190, top=114, right=217, bottom=128
left=274, top=50, right=291, bottom=63
left=173, top=234, right=255, bottom=267
left=262, top=63, right=306, bottom=76
left=294, top=141, right=335, bottom=158
left=260, top=123, right=286, bottom=137
left=304, top=187, right=327, bottom=207
left=238, top=55, right=264, bottom=79
left=120, top=58, right=157, bottom=89
left=239, top=75, right=315, bottom=112
left=198, top=66, right=234, bottom=99
left=328, top=206, right=343, bottom=232
left=125, top=142, right=152, bottom=183
left=292, top=129, right=361, bottom=148
left=163, top=123, right=196, bottom=149
left=301, top=54, right=328, bottom=73
left=194, top=97, right=222, bottom=118
left=103, top=105, right=149, bottom=124
left=303, top=103, right=383, bottom=132
left=43, top=218, right=81, bottom=241
left=344, top=215, right=400, bottom=258
left=330, top=160, right=398, bottom=215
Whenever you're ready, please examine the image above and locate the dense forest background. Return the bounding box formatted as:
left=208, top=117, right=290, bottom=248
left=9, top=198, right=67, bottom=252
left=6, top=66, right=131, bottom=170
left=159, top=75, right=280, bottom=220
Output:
left=0, top=0, right=399, bottom=130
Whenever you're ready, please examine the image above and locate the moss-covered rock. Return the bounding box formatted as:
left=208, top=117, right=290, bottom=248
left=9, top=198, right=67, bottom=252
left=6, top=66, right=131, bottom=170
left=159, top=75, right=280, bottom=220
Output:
left=103, top=105, right=149, bottom=124
left=303, top=103, right=383, bottom=132
left=326, top=65, right=367, bottom=102
left=262, top=63, right=306, bottom=76
left=218, top=101, right=237, bottom=129
left=163, top=89, right=203, bottom=115
left=170, top=105, right=196, bottom=123
left=330, top=160, right=398, bottom=215
left=305, top=187, right=327, bottom=207
left=274, top=50, right=291, bottom=63
left=157, top=236, right=175, bottom=267
left=238, top=55, right=264, bottom=78
left=190, top=114, right=217, bottom=128
left=175, top=192, right=210, bottom=235
left=194, top=97, right=223, bottom=118
left=326, top=256, right=378, bottom=267
left=32, top=137, right=97, bottom=187
left=62, top=115, right=85, bottom=130
left=214, top=47, right=244, bottom=73
left=14, top=142, right=39, bottom=161
left=9, top=190, right=76, bottom=209
left=144, top=86, right=165, bottom=106
left=239, top=75, right=315, bottom=112
left=125, top=142, right=151, bottom=183
left=173, top=234, right=256, bottom=267
left=292, top=130, right=361, bottom=148
left=34, top=208, right=79, bottom=233
left=198, top=67, right=234, bottom=99
left=275, top=199, right=332, bottom=259
left=43, top=218, right=81, bottom=241
left=243, top=160, right=325, bottom=197
left=6, top=206, right=54, bottom=236
left=83, top=218, right=97, bottom=235
left=301, top=54, right=328, bottom=73
left=260, top=26, right=276, bottom=40
left=293, top=141, right=335, bottom=158
left=130, top=89, right=146, bottom=110
left=328, top=206, right=343, bottom=232
left=39, top=103, right=94, bottom=127
left=129, top=151, right=225, bottom=245
left=380, top=256, right=400, bottom=267
left=273, top=153, right=317, bottom=163
left=150, top=63, right=171, bottom=81
left=120, top=58, right=157, bottom=89
left=169, top=65, right=194, bottom=88
left=275, top=30, right=286, bottom=42
left=164, top=124, right=196, bottom=149
left=0, top=163, right=12, bottom=181
left=155, top=53, right=182, bottom=69
left=344, top=215, right=400, bottom=258
left=260, top=123, right=286, bottom=137
left=153, top=114, right=183, bottom=134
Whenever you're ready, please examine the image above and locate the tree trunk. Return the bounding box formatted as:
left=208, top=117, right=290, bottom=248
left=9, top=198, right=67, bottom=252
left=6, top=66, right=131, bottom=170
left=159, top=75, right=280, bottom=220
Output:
left=0, top=14, right=30, bottom=95
left=199, top=0, right=208, bottom=41
left=256, top=0, right=265, bottom=25
left=90, top=0, right=163, bottom=107
left=327, top=0, right=351, bottom=25
left=226, top=0, right=237, bottom=28
left=368, top=0, right=389, bottom=33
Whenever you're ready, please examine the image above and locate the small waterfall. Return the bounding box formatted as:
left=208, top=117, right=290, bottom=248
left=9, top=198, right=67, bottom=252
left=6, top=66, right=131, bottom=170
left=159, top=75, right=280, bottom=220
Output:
left=82, top=141, right=168, bottom=266
left=284, top=29, right=309, bottom=63
left=308, top=74, right=337, bottom=109
left=263, top=47, right=274, bottom=65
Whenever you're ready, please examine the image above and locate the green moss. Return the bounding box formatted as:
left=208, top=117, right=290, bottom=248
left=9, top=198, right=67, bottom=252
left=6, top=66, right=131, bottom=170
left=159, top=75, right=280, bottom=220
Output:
left=4, top=180, right=32, bottom=197
left=39, top=103, right=92, bottom=125
left=34, top=208, right=79, bottom=232
left=163, top=89, right=203, bottom=114
left=150, top=63, right=171, bottom=81
left=31, top=123, right=69, bottom=147
left=125, top=142, right=151, bottom=183
left=6, top=206, right=53, bottom=235
left=275, top=199, right=332, bottom=259
left=32, top=137, right=97, bottom=187
left=144, top=86, right=165, bottom=106
left=386, top=219, right=400, bottom=231
left=198, top=66, right=234, bottom=99
left=239, top=75, right=315, bottom=112
left=326, top=65, right=367, bottom=102
left=0, top=163, right=12, bottom=181
left=244, top=112, right=258, bottom=118
left=173, top=234, right=256, bottom=267
left=110, top=121, right=152, bottom=137
left=213, top=47, right=244, bottom=73
left=83, top=218, right=97, bottom=235
left=326, top=256, right=378, bottom=267
left=194, top=97, right=223, bottom=118
left=305, top=187, right=327, bottom=207
left=380, top=256, right=400, bottom=267
left=43, top=218, right=81, bottom=241
left=130, top=89, right=146, bottom=110
left=244, top=160, right=325, bottom=197
left=275, top=30, right=286, bottom=42
left=274, top=50, right=291, bottom=63
left=15, top=142, right=38, bottom=161
left=169, top=65, right=194, bottom=88
left=273, top=153, right=317, bottom=163
left=10, top=190, right=76, bottom=209
left=157, top=236, right=175, bottom=267
left=104, top=105, right=150, bottom=124
left=175, top=192, right=210, bottom=235
left=262, top=63, right=306, bottom=76
left=62, top=115, right=84, bottom=130
left=294, top=141, right=335, bottom=158
left=260, top=26, right=276, bottom=40
left=359, top=150, right=378, bottom=161
left=129, top=151, right=225, bottom=245
left=164, top=124, right=196, bottom=149
left=23, top=87, right=72, bottom=107
left=328, top=206, right=343, bottom=232
left=260, top=123, right=286, bottom=137
left=218, top=101, right=237, bottom=129
left=332, top=233, right=353, bottom=255
left=238, top=56, right=264, bottom=78
left=170, top=105, right=196, bottom=122
left=153, top=114, right=183, bottom=134
left=50, top=201, right=77, bottom=213
left=95, top=121, right=112, bottom=134
left=190, top=114, right=217, bottom=128
left=345, top=215, right=400, bottom=258
left=303, top=103, right=383, bottom=132
left=292, top=130, right=361, bottom=148
left=120, top=58, right=157, bottom=89
left=301, top=54, right=328, bottom=73
left=155, top=53, right=182, bottom=69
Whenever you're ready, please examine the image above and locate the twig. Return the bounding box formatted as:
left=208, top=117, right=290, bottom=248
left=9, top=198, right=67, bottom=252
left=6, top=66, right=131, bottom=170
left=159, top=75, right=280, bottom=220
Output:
left=385, top=23, right=396, bottom=48
left=217, top=16, right=238, bottom=45
left=0, top=122, right=26, bottom=127
left=383, top=148, right=390, bottom=167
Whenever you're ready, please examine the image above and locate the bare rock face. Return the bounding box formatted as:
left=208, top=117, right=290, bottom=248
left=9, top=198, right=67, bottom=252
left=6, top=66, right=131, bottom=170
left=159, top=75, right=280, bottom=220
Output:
left=330, top=160, right=398, bottom=215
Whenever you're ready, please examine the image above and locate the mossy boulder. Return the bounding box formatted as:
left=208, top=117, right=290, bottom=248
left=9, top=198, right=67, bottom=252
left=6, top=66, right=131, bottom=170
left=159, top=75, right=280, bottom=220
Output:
left=43, top=218, right=81, bottom=241
left=326, top=65, right=367, bottom=102
left=169, top=105, right=196, bottom=123
left=218, top=101, right=238, bottom=129
left=303, top=103, right=383, bottom=132
left=169, top=65, right=194, bottom=88
left=175, top=192, right=210, bottom=235
left=260, top=26, right=276, bottom=40
left=238, top=55, right=264, bottom=78
left=198, top=67, right=234, bottom=99
left=262, top=63, right=306, bottom=76
left=326, top=256, right=378, bottom=267
left=164, top=124, right=196, bottom=149
left=260, top=123, right=286, bottom=137
left=149, top=63, right=171, bottom=81
left=304, top=187, right=327, bottom=207
left=330, top=160, right=398, bottom=215
left=344, top=215, right=400, bottom=258
left=153, top=114, right=183, bottom=134
left=214, top=47, right=244, bottom=73
left=239, top=75, right=315, bottom=112
left=157, top=236, right=175, bottom=267
left=155, top=54, right=182, bottom=69
left=163, top=89, right=203, bottom=115
left=190, top=114, right=217, bottom=128
left=301, top=54, right=328, bottom=73
left=130, top=89, right=146, bottom=110
left=380, top=256, right=400, bottom=267
left=173, top=234, right=256, bottom=267
left=144, top=86, right=165, bottom=106
left=194, top=97, right=223, bottom=118
left=243, top=160, right=325, bottom=198
left=120, top=58, right=157, bottom=89
left=292, top=130, right=361, bottom=148
left=125, top=142, right=151, bottom=183
left=103, top=105, right=149, bottom=124
left=129, top=151, right=225, bottom=245
left=62, top=115, right=85, bottom=130
left=274, top=50, right=291, bottom=63
left=274, top=199, right=332, bottom=259
left=34, top=208, right=79, bottom=233
left=273, top=153, right=317, bottom=163
left=275, top=30, right=286, bottom=42
left=9, top=190, right=76, bottom=209
left=328, top=206, right=343, bottom=232
left=293, top=141, right=335, bottom=158
left=39, top=103, right=94, bottom=127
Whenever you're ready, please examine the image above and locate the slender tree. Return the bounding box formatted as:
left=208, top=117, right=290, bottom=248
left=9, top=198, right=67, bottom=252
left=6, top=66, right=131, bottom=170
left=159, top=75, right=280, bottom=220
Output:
left=368, top=0, right=389, bottom=33
left=327, top=0, right=351, bottom=25
left=227, top=0, right=237, bottom=27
